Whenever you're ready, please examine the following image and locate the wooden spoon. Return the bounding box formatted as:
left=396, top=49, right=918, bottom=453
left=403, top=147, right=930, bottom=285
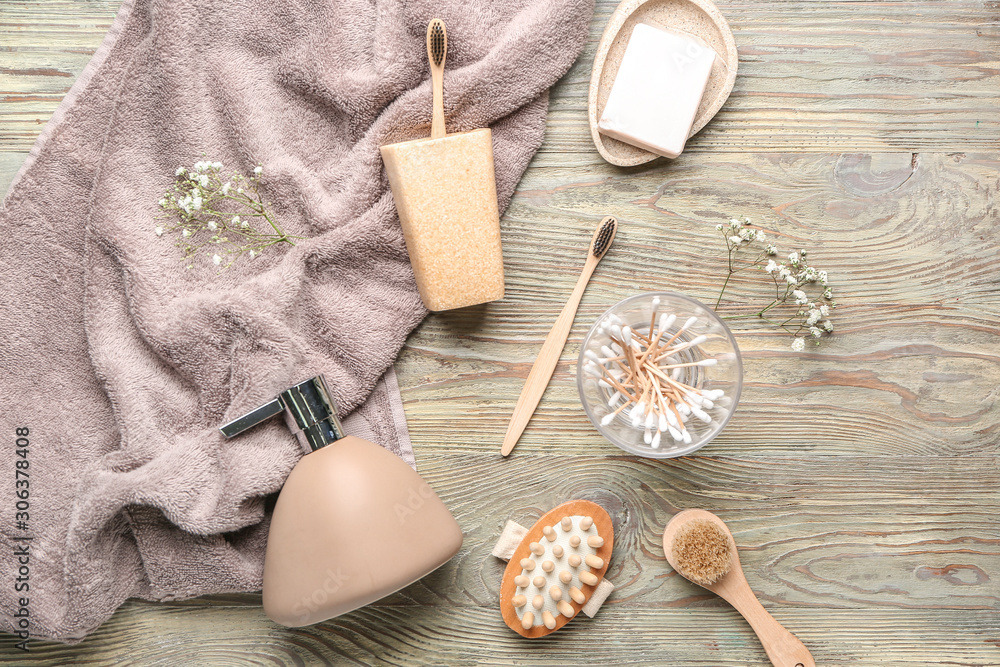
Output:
left=662, top=509, right=815, bottom=667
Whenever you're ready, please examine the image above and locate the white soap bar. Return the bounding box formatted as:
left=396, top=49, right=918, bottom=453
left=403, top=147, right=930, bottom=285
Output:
left=598, top=23, right=716, bottom=159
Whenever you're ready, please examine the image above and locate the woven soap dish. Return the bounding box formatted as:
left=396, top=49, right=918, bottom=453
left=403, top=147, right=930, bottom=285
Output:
left=588, top=0, right=739, bottom=166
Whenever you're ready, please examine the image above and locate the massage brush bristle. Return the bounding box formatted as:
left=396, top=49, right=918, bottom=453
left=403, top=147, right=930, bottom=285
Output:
left=500, top=502, right=614, bottom=636
left=670, top=518, right=732, bottom=586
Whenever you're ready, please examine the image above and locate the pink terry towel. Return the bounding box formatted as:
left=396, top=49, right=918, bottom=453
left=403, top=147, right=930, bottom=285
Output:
left=0, top=0, right=593, bottom=643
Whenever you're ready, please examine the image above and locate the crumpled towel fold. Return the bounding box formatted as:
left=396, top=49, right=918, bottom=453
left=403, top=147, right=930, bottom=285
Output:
left=0, top=0, right=593, bottom=642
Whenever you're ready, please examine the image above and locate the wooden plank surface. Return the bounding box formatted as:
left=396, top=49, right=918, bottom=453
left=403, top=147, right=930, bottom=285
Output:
left=1, top=0, right=998, bottom=665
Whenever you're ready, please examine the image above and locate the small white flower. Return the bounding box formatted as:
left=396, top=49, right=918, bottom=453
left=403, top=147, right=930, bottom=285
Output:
left=221, top=182, right=231, bottom=195
left=212, top=161, right=223, bottom=170
left=823, top=287, right=833, bottom=299
left=249, top=249, right=256, bottom=259
left=765, top=259, right=778, bottom=274
left=716, top=223, right=724, bottom=231
left=207, top=221, right=217, bottom=231
left=822, top=319, right=833, bottom=332
left=253, top=166, right=263, bottom=176
left=756, top=231, right=766, bottom=242
left=785, top=274, right=797, bottom=285
left=191, top=192, right=203, bottom=211
left=791, top=337, right=805, bottom=352
left=237, top=187, right=244, bottom=194
left=241, top=220, right=249, bottom=228
left=155, top=226, right=164, bottom=237
left=212, top=254, right=222, bottom=265
left=182, top=229, right=191, bottom=238
left=729, top=235, right=743, bottom=245
left=729, top=218, right=741, bottom=229
left=819, top=270, right=828, bottom=286
left=788, top=252, right=799, bottom=265
left=765, top=243, right=777, bottom=255
left=806, top=309, right=821, bottom=325
left=158, top=198, right=167, bottom=207
left=199, top=175, right=209, bottom=187
left=793, top=290, right=808, bottom=305
left=175, top=166, right=186, bottom=176
left=810, top=326, right=823, bottom=338
left=231, top=216, right=240, bottom=225
left=778, top=266, right=791, bottom=279
left=804, top=267, right=818, bottom=281
left=819, top=304, right=830, bottom=317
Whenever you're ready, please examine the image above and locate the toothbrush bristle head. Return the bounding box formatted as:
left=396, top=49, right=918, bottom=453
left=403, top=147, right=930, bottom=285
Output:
left=591, top=216, right=617, bottom=259
left=428, top=20, right=446, bottom=66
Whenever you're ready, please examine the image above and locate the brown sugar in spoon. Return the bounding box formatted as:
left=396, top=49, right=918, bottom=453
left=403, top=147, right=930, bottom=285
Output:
left=662, top=510, right=815, bottom=667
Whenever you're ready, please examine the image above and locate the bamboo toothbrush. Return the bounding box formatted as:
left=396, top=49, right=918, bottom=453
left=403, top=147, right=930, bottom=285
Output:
left=427, top=19, right=447, bottom=139
left=662, top=510, right=815, bottom=667
left=501, top=216, right=618, bottom=457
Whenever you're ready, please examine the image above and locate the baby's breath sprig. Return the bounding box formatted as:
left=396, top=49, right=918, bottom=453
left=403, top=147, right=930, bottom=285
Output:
left=713, top=216, right=836, bottom=352
left=156, top=160, right=299, bottom=270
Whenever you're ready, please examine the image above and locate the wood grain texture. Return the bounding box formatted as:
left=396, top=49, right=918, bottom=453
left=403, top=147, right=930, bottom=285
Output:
left=1, top=0, right=998, bottom=665
left=551, top=0, right=1000, bottom=154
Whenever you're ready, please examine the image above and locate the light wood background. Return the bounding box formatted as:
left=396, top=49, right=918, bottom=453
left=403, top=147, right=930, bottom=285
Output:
left=2, top=0, right=998, bottom=664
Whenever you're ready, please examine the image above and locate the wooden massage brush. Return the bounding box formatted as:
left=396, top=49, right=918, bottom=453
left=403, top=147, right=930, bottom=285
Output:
left=499, top=500, right=614, bottom=637
left=663, top=510, right=815, bottom=666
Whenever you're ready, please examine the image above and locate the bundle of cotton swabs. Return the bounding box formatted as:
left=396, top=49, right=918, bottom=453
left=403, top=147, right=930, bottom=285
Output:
left=583, top=298, right=726, bottom=450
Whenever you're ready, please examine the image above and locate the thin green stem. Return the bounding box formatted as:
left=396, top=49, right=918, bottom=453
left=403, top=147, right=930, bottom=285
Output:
left=714, top=270, right=733, bottom=310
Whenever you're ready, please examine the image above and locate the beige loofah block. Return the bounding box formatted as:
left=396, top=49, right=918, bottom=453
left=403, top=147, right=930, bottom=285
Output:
left=581, top=578, right=615, bottom=618
left=492, top=520, right=529, bottom=561
left=380, top=128, right=505, bottom=312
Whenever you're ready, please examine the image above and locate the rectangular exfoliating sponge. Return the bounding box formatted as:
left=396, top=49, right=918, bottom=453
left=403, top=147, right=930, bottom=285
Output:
left=380, top=128, right=505, bottom=312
